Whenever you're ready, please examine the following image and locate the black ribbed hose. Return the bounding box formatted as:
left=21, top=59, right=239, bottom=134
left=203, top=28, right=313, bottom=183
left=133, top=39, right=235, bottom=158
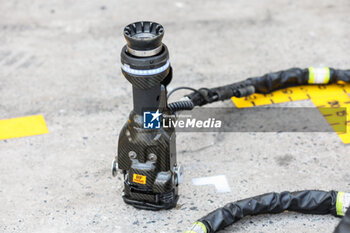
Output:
left=334, top=208, right=350, bottom=233
left=168, top=100, right=194, bottom=112
left=185, top=67, right=350, bottom=108
left=186, top=190, right=350, bottom=233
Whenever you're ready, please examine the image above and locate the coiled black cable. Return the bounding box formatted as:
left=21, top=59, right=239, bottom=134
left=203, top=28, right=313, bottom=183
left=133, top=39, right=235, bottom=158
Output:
left=167, top=86, right=202, bottom=99
left=168, top=100, right=194, bottom=112
left=185, top=190, right=349, bottom=233
left=334, top=208, right=350, bottom=233
left=185, top=67, right=350, bottom=108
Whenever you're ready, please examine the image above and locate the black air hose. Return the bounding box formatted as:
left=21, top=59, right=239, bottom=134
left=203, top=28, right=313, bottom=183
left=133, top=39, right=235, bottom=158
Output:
left=184, top=67, right=350, bottom=108
left=185, top=190, right=350, bottom=233
left=168, top=100, right=194, bottom=112
left=334, top=207, right=350, bottom=233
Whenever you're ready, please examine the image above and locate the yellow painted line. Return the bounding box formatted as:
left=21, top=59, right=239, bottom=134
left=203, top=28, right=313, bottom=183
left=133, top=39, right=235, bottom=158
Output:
left=0, top=115, right=49, bottom=140
left=231, top=83, right=350, bottom=144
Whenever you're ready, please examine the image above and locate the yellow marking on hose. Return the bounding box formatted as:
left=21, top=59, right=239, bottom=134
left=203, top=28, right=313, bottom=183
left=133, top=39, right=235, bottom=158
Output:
left=324, top=68, right=330, bottom=83
left=337, top=192, right=345, bottom=216
left=194, top=222, right=207, bottom=233
left=231, top=83, right=350, bottom=143
left=185, top=222, right=207, bottom=233
left=309, top=67, right=316, bottom=84
left=0, top=115, right=48, bottom=140
left=308, top=67, right=330, bottom=84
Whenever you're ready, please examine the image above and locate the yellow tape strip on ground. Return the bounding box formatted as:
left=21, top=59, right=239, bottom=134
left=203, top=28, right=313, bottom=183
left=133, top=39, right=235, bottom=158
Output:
left=0, top=115, right=49, bottom=140
left=231, top=83, right=350, bottom=144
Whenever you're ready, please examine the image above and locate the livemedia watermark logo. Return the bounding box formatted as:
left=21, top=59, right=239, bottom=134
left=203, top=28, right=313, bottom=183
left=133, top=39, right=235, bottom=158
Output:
left=143, top=109, right=222, bottom=130
left=143, top=110, right=162, bottom=129
left=142, top=107, right=347, bottom=133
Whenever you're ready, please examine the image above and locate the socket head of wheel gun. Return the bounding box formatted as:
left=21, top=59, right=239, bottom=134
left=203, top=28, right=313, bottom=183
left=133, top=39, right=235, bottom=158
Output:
left=124, top=21, right=164, bottom=57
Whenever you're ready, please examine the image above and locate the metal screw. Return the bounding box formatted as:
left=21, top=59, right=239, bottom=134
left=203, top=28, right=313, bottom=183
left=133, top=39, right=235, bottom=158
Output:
left=128, top=151, right=137, bottom=159
left=112, top=159, right=118, bottom=177
left=174, top=165, right=184, bottom=185
left=148, top=153, right=157, bottom=162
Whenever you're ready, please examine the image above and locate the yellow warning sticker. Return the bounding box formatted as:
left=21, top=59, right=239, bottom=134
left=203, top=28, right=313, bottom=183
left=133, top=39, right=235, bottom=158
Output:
left=0, top=115, right=49, bottom=140
left=133, top=173, right=147, bottom=184
left=231, top=83, right=350, bottom=144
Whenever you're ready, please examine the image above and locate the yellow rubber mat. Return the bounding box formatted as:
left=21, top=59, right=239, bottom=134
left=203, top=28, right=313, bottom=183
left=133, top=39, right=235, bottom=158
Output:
left=232, top=84, right=350, bottom=144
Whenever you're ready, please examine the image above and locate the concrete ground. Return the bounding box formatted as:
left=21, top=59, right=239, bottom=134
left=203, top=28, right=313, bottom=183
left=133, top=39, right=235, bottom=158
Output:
left=1, top=0, right=350, bottom=232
